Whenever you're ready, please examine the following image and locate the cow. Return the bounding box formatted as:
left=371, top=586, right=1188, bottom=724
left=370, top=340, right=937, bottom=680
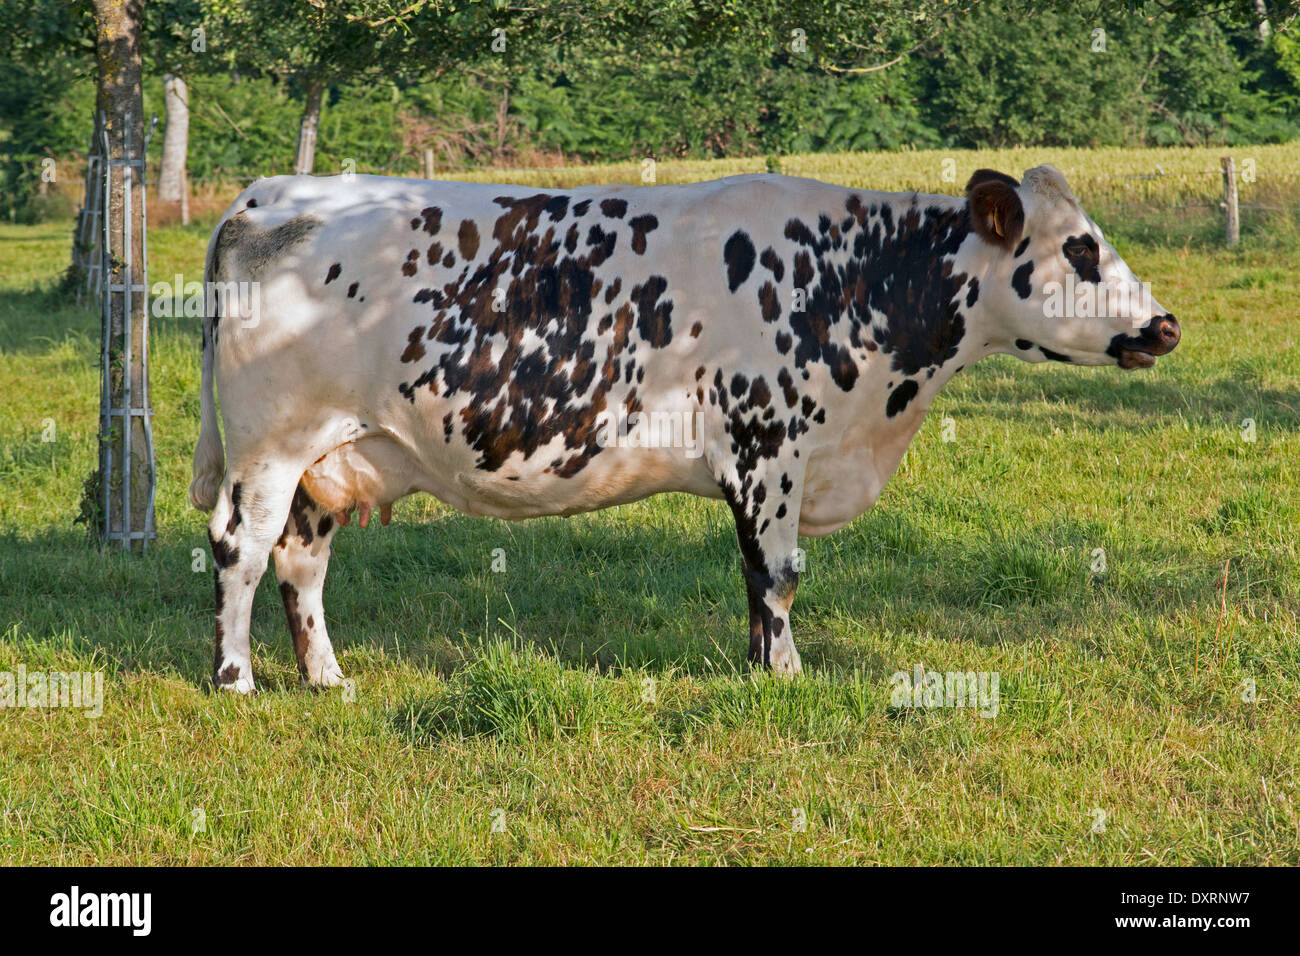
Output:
left=190, top=165, right=1179, bottom=692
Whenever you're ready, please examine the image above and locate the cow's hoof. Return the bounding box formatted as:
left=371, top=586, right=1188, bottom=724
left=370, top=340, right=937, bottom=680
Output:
left=302, top=660, right=346, bottom=689
left=214, top=676, right=257, bottom=695
left=771, top=645, right=803, bottom=676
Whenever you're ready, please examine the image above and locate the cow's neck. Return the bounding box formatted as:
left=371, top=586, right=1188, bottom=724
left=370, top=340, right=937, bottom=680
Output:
left=799, top=192, right=1003, bottom=534
left=828, top=190, right=1003, bottom=394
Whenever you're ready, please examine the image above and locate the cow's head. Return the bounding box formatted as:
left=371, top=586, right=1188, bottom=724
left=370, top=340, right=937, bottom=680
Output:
left=966, top=165, right=1180, bottom=369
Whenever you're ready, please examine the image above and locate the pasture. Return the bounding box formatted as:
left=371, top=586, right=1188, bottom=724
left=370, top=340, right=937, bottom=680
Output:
left=1, top=154, right=1298, bottom=865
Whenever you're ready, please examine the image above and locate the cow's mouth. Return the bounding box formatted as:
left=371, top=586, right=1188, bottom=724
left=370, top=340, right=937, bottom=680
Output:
left=1107, top=314, right=1180, bottom=371
left=1117, top=347, right=1157, bottom=370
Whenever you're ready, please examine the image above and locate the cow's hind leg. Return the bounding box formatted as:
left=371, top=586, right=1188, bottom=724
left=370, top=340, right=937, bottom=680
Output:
left=272, top=485, right=346, bottom=688
left=209, top=464, right=300, bottom=693
left=722, top=472, right=804, bottom=675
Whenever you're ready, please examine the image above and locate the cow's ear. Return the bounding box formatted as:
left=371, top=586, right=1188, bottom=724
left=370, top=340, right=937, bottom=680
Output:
left=966, top=169, right=1024, bottom=251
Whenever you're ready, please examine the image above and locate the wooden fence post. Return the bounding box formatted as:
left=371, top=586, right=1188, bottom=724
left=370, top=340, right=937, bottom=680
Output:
left=423, top=148, right=435, bottom=180
left=1221, top=156, right=1239, bottom=246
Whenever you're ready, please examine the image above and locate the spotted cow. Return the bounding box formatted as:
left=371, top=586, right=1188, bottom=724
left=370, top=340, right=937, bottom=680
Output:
left=191, top=166, right=1179, bottom=691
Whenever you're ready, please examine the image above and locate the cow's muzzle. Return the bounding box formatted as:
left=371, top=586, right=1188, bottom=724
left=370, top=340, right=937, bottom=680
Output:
left=1108, top=314, right=1180, bottom=370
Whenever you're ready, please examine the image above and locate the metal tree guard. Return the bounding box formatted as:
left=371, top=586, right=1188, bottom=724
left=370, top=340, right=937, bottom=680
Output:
left=98, top=109, right=158, bottom=551
left=73, top=139, right=104, bottom=306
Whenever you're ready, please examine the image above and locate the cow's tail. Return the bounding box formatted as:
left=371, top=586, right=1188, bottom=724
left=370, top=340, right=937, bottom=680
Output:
left=188, top=225, right=226, bottom=512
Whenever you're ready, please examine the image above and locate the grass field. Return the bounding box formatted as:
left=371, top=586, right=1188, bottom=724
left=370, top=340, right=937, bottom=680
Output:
left=1, top=163, right=1298, bottom=864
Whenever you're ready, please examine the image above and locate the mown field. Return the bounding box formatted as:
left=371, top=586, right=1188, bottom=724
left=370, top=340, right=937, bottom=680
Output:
left=49, top=141, right=1300, bottom=227
left=1, top=150, right=1298, bottom=865
left=430, top=142, right=1300, bottom=208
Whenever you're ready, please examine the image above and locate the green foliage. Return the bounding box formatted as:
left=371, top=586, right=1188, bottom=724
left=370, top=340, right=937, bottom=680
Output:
left=1276, top=30, right=1300, bottom=86
left=0, top=52, right=96, bottom=222
left=922, top=0, right=1298, bottom=148
left=764, top=68, right=941, bottom=154
left=2, top=0, right=1299, bottom=218
left=178, top=74, right=300, bottom=179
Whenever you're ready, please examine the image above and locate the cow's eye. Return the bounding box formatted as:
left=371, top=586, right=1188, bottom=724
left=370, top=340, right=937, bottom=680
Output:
left=1065, top=244, right=1089, bottom=258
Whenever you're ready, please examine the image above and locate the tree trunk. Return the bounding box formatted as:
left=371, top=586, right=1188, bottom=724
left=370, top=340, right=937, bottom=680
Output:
left=1253, top=0, right=1272, bottom=44
left=495, top=83, right=510, bottom=164
left=159, top=72, right=189, bottom=222
left=91, top=0, right=153, bottom=552
left=294, top=78, right=324, bottom=175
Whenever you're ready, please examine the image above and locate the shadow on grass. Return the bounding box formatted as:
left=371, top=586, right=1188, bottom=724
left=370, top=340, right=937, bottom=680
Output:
left=0, top=285, right=200, bottom=356
left=1, top=486, right=1281, bottom=695
left=0, top=287, right=99, bottom=354
left=946, top=359, right=1300, bottom=433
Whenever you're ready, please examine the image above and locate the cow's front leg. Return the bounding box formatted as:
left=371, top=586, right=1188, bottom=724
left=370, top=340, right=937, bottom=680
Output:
left=208, top=467, right=299, bottom=693
left=272, top=485, right=346, bottom=688
left=722, top=472, right=804, bottom=675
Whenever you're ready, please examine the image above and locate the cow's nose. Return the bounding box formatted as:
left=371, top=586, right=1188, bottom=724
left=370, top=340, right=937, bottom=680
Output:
left=1156, top=314, right=1180, bottom=350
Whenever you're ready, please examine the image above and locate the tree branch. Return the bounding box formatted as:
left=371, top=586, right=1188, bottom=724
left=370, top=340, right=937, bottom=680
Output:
left=826, top=25, right=947, bottom=74
left=301, top=0, right=431, bottom=28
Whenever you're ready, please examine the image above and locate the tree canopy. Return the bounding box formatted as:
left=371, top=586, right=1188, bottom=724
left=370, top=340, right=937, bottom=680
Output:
left=2, top=0, right=1298, bottom=220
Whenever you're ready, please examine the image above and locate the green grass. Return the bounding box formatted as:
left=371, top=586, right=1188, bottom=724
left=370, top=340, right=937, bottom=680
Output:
left=1, top=201, right=1298, bottom=865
